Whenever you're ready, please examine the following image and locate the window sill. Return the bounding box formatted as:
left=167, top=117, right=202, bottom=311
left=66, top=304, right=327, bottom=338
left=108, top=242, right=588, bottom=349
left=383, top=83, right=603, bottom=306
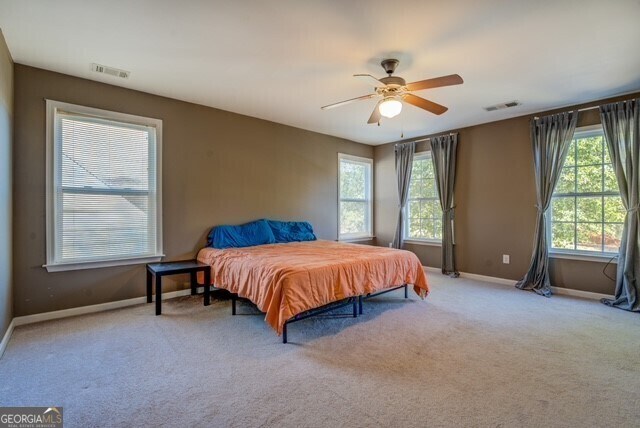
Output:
left=339, top=236, right=375, bottom=243
left=549, top=252, right=618, bottom=264
left=44, top=255, right=165, bottom=272
left=403, top=239, right=442, bottom=247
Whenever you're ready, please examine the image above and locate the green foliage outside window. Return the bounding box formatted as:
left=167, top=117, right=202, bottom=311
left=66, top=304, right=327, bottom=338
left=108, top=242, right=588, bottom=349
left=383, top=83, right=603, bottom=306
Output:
left=550, top=131, right=625, bottom=254
left=339, top=158, right=371, bottom=236
left=340, top=161, right=366, bottom=200
left=405, top=154, right=442, bottom=240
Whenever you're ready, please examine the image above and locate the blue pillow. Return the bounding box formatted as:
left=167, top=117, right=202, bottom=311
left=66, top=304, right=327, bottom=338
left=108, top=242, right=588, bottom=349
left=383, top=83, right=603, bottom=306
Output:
left=207, top=219, right=276, bottom=249
left=267, top=220, right=317, bottom=243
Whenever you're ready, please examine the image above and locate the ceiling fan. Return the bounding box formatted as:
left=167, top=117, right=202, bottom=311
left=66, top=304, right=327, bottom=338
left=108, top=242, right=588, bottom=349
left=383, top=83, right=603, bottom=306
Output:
left=321, top=59, right=463, bottom=124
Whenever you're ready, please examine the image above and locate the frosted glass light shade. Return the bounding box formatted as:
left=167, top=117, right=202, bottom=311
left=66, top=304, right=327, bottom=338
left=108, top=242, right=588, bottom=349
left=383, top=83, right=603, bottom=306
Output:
left=379, top=98, right=402, bottom=118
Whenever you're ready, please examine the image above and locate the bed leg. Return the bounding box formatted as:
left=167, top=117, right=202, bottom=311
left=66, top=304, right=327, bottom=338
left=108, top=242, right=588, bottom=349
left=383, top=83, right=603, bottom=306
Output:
left=358, top=295, right=363, bottom=315
left=231, top=294, right=237, bottom=315
left=282, top=323, right=288, bottom=344
left=404, top=284, right=408, bottom=299
left=352, top=298, right=357, bottom=317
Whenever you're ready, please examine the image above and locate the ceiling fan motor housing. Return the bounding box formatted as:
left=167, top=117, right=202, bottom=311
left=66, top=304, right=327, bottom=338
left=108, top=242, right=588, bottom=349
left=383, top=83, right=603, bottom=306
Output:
left=379, top=76, right=406, bottom=88
left=381, top=58, right=400, bottom=75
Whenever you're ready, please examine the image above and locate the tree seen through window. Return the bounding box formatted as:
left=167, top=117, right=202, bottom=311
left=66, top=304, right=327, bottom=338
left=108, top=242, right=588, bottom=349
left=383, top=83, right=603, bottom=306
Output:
left=550, top=127, right=625, bottom=254
left=339, top=155, right=372, bottom=239
left=405, top=153, right=442, bottom=241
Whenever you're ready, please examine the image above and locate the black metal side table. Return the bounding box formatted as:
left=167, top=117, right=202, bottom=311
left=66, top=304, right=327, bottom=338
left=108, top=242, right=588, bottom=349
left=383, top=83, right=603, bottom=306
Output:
left=146, top=260, right=211, bottom=315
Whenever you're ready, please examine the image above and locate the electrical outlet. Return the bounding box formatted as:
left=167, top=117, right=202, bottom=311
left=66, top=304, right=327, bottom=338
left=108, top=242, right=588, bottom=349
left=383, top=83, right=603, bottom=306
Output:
left=502, top=254, right=510, bottom=264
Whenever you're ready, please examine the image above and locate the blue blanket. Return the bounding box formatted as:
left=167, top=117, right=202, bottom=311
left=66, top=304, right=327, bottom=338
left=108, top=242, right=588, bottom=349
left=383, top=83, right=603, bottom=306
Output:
left=267, top=220, right=317, bottom=243
left=207, top=219, right=316, bottom=248
left=207, top=219, right=276, bottom=249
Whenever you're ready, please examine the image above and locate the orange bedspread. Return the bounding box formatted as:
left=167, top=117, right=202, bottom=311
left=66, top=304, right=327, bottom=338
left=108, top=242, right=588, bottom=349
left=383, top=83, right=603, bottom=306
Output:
left=197, top=240, right=429, bottom=334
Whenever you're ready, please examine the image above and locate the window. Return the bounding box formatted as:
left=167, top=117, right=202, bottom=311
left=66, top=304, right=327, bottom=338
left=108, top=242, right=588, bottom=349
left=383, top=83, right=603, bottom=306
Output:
left=45, top=100, right=163, bottom=271
left=404, top=152, right=442, bottom=242
left=338, top=154, right=373, bottom=240
left=549, top=125, right=625, bottom=256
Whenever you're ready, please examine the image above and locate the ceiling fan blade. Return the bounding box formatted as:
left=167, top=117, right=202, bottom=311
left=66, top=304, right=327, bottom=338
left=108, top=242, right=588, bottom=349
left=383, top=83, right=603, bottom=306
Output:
left=368, top=100, right=382, bottom=124
left=321, top=93, right=377, bottom=110
left=354, top=74, right=385, bottom=87
left=402, top=93, right=448, bottom=115
left=405, top=74, right=463, bottom=92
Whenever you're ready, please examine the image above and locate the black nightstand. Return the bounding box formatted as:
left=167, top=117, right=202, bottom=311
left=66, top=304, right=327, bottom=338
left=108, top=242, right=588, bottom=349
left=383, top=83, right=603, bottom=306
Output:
left=146, top=260, right=211, bottom=315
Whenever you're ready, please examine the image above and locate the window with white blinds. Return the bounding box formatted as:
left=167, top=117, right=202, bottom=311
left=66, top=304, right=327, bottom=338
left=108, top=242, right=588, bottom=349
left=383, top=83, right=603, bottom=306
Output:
left=45, top=100, right=163, bottom=271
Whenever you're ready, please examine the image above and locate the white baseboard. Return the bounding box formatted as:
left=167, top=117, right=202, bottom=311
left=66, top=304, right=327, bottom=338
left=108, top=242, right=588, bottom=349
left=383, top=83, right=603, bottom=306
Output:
left=0, top=318, right=15, bottom=359
left=13, top=288, right=196, bottom=327
left=459, top=271, right=516, bottom=286
left=0, top=287, right=205, bottom=360
left=423, top=266, right=614, bottom=301
left=549, top=286, right=613, bottom=301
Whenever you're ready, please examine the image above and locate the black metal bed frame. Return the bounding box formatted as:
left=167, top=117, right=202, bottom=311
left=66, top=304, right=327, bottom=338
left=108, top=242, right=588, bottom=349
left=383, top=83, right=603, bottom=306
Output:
left=358, top=284, right=408, bottom=315
left=230, top=283, right=409, bottom=343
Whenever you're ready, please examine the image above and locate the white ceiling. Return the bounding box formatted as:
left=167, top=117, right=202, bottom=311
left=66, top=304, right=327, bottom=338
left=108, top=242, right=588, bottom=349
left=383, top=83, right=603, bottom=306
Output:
left=1, top=0, right=639, bottom=145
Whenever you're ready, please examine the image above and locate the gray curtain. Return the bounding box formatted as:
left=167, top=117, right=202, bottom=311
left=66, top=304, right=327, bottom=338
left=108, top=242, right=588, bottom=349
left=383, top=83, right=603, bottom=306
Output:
left=600, top=99, right=640, bottom=311
left=393, top=142, right=415, bottom=249
left=430, top=134, right=459, bottom=276
left=516, top=112, right=578, bottom=296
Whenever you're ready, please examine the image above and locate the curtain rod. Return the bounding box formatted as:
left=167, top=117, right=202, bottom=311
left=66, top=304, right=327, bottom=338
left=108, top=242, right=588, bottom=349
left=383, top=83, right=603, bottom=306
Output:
left=533, top=105, right=599, bottom=120
left=396, top=132, right=457, bottom=145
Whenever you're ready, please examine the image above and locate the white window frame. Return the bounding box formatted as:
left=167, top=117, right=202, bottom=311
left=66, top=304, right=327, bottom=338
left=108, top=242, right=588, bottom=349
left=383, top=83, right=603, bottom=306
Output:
left=44, top=100, right=164, bottom=272
left=403, top=151, right=442, bottom=245
left=338, top=153, right=374, bottom=241
left=548, top=124, right=622, bottom=261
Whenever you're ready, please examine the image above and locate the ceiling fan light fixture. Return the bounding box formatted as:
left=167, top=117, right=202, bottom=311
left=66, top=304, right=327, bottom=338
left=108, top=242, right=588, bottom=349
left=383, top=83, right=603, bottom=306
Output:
left=379, top=97, right=402, bottom=118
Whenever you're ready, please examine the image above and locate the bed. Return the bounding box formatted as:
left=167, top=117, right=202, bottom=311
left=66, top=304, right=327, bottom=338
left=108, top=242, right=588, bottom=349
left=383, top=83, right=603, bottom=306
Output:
left=197, top=238, right=429, bottom=342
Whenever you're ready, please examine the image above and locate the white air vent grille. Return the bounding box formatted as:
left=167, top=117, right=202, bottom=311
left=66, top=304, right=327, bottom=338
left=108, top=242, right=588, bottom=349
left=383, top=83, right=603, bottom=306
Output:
left=91, top=63, right=130, bottom=79
left=484, top=101, right=520, bottom=112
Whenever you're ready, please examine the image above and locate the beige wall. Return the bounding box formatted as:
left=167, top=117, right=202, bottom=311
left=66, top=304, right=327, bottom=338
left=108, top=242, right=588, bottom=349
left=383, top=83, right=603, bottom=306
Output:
left=0, top=30, right=13, bottom=338
left=375, top=94, right=638, bottom=295
left=13, top=64, right=372, bottom=317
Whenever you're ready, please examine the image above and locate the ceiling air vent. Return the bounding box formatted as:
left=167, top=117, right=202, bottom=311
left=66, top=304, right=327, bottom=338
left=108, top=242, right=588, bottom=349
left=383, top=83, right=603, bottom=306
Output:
left=91, top=63, right=130, bottom=79
left=484, top=101, right=521, bottom=112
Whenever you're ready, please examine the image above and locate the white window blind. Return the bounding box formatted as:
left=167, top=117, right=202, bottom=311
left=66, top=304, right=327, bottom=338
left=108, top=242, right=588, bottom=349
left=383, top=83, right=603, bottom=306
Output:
left=46, top=101, right=163, bottom=271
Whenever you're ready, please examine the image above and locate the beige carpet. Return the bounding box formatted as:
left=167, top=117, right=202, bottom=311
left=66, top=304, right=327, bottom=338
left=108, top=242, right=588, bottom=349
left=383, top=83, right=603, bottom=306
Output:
left=1, top=274, right=639, bottom=427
